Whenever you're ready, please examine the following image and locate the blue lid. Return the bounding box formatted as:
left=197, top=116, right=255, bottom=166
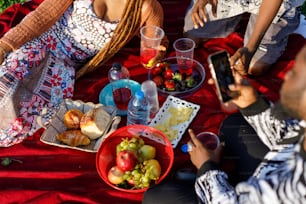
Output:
left=135, top=90, right=144, bottom=99
left=181, top=143, right=190, bottom=153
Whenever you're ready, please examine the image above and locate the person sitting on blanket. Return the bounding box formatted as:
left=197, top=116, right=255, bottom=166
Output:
left=184, top=0, right=303, bottom=76
left=0, top=0, right=168, bottom=147
left=143, top=45, right=306, bottom=204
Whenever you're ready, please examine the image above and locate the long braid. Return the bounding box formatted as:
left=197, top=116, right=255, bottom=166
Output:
left=76, top=0, right=144, bottom=79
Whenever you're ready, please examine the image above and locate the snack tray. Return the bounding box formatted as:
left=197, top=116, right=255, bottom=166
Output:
left=149, top=95, right=200, bottom=148
left=40, top=99, right=121, bottom=153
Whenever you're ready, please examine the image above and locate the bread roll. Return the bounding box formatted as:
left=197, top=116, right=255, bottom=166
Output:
left=56, top=129, right=90, bottom=147
left=63, top=109, right=84, bottom=129
left=80, top=107, right=111, bottom=139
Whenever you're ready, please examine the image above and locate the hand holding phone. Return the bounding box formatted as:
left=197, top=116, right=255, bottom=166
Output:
left=208, top=50, right=239, bottom=103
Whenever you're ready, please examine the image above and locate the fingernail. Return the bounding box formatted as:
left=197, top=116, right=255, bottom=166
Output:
left=228, top=84, right=235, bottom=89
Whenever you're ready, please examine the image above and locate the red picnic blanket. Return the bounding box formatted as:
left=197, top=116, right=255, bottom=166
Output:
left=0, top=0, right=305, bottom=203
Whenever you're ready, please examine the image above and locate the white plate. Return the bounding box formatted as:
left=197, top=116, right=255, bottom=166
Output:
left=40, top=99, right=121, bottom=152
left=149, top=95, right=200, bottom=148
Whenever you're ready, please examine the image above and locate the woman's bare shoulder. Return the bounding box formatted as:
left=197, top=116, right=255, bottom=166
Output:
left=142, top=0, right=162, bottom=12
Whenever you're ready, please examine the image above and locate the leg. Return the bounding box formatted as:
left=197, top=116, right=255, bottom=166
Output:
left=219, top=112, right=269, bottom=185
left=183, top=1, right=242, bottom=46
left=245, top=7, right=301, bottom=76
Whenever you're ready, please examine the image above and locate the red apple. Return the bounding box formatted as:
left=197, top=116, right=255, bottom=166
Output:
left=138, top=144, right=156, bottom=161
left=116, top=150, right=138, bottom=171
left=107, top=166, right=125, bottom=185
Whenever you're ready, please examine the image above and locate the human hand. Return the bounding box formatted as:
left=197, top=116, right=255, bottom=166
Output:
left=191, top=0, right=218, bottom=29
left=230, top=47, right=254, bottom=76
left=227, top=72, right=258, bottom=108
left=187, top=129, right=223, bottom=170
left=207, top=71, right=257, bottom=109
left=146, top=45, right=166, bottom=68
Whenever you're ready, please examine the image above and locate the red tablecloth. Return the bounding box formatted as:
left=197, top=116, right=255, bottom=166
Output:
left=0, top=1, right=305, bottom=203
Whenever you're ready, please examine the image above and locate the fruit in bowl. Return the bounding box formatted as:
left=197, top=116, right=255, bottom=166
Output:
left=116, top=149, right=138, bottom=172
left=107, top=136, right=162, bottom=189
left=96, top=125, right=174, bottom=193
left=148, top=57, right=206, bottom=98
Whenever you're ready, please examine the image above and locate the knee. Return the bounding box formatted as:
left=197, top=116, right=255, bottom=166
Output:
left=248, top=59, right=272, bottom=76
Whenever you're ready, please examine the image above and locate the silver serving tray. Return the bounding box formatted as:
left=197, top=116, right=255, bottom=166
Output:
left=39, top=99, right=121, bottom=152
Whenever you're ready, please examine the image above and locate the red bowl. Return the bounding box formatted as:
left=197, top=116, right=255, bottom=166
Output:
left=96, top=125, right=174, bottom=193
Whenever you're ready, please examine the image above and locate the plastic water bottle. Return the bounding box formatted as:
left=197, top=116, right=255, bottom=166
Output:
left=127, top=90, right=150, bottom=125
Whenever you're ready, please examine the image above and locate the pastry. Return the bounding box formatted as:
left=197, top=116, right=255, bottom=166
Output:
left=56, top=129, right=90, bottom=147
left=80, top=107, right=111, bottom=140
left=63, top=109, right=84, bottom=129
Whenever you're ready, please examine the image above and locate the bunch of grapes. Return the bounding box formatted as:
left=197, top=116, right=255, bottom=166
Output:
left=116, top=135, right=144, bottom=156
left=114, top=136, right=161, bottom=190
left=122, top=159, right=160, bottom=189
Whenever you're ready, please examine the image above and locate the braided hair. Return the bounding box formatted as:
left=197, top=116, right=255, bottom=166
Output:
left=76, top=0, right=144, bottom=79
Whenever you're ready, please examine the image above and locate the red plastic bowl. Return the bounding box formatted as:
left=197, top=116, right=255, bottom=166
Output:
left=96, top=124, right=174, bottom=193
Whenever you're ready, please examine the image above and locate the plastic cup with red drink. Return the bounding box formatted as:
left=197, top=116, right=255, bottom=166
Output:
left=181, top=132, right=220, bottom=153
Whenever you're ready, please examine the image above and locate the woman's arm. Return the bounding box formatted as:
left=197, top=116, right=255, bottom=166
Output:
left=0, top=0, right=73, bottom=51
left=141, top=0, right=168, bottom=50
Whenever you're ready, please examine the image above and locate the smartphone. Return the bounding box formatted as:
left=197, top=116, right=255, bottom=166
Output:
left=208, top=50, right=237, bottom=103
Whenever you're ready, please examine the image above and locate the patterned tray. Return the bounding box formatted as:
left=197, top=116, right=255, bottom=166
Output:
left=40, top=99, right=121, bottom=152
left=149, top=95, right=200, bottom=148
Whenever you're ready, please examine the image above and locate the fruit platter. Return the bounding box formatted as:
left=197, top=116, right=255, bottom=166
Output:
left=148, top=57, right=206, bottom=98
left=96, top=125, right=174, bottom=193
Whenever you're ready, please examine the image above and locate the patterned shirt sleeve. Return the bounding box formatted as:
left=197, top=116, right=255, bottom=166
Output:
left=195, top=141, right=306, bottom=203
left=194, top=96, right=306, bottom=203
left=239, top=97, right=303, bottom=150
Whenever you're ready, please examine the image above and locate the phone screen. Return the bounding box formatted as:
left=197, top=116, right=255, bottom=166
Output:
left=208, top=50, right=236, bottom=103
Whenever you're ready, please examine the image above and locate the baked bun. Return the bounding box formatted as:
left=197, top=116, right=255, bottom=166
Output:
left=80, top=107, right=111, bottom=140
left=56, top=129, right=90, bottom=147
left=63, top=109, right=84, bottom=129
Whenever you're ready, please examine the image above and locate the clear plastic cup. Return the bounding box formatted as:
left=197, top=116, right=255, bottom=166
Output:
left=140, top=25, right=165, bottom=69
left=181, top=132, right=220, bottom=153
left=173, top=38, right=195, bottom=76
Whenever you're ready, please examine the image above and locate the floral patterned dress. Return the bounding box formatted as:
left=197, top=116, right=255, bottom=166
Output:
left=0, top=0, right=118, bottom=147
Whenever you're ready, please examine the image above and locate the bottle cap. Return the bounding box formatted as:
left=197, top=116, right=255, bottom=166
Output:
left=135, top=90, right=145, bottom=99
left=181, top=143, right=192, bottom=153
left=112, top=62, right=122, bottom=70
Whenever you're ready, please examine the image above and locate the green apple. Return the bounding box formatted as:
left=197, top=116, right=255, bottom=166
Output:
left=143, top=159, right=161, bottom=180
left=138, top=144, right=156, bottom=161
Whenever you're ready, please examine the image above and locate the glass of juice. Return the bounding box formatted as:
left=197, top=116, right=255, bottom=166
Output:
left=196, top=132, right=220, bottom=150
left=140, top=25, right=164, bottom=69
left=173, top=38, right=195, bottom=76
left=181, top=131, right=220, bottom=153
left=111, top=79, right=132, bottom=111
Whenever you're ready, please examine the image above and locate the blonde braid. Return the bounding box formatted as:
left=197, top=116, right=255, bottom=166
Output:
left=76, top=0, right=144, bottom=79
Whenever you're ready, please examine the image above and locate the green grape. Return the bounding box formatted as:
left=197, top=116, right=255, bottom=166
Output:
left=142, top=176, right=149, bottom=184
left=128, top=142, right=137, bottom=151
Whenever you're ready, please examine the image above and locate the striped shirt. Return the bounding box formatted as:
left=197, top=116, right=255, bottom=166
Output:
left=195, top=97, right=306, bottom=203
left=215, top=0, right=304, bottom=24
